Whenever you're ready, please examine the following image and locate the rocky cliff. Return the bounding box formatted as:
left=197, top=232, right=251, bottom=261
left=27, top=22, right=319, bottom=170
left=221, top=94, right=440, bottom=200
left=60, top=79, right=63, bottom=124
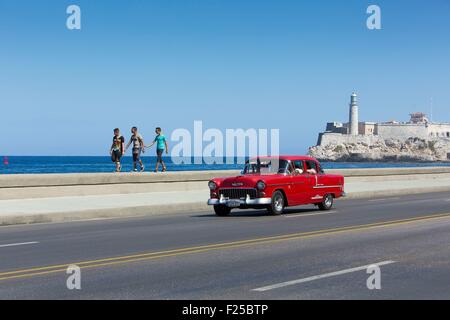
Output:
left=308, top=137, right=450, bottom=162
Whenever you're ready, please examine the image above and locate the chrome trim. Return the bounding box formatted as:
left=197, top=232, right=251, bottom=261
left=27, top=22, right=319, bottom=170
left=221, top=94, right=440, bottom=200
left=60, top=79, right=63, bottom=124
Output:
left=208, top=194, right=272, bottom=206
left=231, top=183, right=244, bottom=187
left=268, top=183, right=291, bottom=187
left=313, top=185, right=343, bottom=189
left=218, top=188, right=258, bottom=200
left=217, top=187, right=254, bottom=190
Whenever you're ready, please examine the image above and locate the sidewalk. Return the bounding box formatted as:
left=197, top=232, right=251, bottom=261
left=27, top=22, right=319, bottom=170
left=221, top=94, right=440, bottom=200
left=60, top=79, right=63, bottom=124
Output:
left=1, top=176, right=450, bottom=225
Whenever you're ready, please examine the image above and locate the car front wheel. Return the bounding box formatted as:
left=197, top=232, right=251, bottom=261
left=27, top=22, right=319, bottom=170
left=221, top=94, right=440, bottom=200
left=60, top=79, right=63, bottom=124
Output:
left=318, top=194, right=334, bottom=211
left=267, top=191, right=285, bottom=215
left=214, top=205, right=231, bottom=216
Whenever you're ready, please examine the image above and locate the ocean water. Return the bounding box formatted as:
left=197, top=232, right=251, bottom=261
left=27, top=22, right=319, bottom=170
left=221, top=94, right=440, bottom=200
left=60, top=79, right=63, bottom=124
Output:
left=1, top=156, right=450, bottom=175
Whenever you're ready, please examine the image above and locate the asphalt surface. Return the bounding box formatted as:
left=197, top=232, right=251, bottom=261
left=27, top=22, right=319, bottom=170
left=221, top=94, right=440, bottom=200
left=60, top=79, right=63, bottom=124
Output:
left=0, top=192, right=450, bottom=299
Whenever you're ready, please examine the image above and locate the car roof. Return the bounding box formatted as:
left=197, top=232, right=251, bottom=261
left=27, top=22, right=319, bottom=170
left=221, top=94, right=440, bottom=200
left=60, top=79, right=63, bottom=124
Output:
left=250, top=155, right=318, bottom=162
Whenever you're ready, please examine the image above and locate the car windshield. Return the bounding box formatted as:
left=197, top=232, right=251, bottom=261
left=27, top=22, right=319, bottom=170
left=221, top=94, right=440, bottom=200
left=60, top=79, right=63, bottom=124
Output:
left=242, top=158, right=291, bottom=175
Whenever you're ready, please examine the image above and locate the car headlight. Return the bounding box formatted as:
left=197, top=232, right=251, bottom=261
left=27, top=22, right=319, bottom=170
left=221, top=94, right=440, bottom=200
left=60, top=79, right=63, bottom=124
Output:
left=208, top=181, right=217, bottom=190
left=256, top=181, right=266, bottom=190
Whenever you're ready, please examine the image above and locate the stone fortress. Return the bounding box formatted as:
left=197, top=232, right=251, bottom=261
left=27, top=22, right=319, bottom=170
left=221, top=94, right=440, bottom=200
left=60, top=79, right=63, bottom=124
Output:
left=309, top=93, right=450, bottom=162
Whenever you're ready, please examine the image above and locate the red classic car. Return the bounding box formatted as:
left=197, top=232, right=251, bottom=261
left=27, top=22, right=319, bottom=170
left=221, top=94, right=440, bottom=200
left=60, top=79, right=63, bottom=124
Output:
left=207, top=156, right=345, bottom=216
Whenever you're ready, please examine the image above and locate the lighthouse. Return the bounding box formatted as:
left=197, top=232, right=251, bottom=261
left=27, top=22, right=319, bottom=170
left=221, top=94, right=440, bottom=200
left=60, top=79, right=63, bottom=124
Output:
left=349, top=92, right=359, bottom=135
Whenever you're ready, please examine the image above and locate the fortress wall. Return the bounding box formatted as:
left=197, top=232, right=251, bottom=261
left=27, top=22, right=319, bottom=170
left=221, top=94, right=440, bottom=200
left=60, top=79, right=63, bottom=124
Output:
left=318, top=124, right=450, bottom=147
left=428, top=124, right=450, bottom=138
left=318, top=133, right=383, bottom=146
left=376, top=124, right=428, bottom=140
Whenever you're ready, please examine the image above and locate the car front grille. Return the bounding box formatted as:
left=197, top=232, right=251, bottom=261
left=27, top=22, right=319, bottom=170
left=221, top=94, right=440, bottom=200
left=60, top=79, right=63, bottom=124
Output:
left=219, top=188, right=257, bottom=199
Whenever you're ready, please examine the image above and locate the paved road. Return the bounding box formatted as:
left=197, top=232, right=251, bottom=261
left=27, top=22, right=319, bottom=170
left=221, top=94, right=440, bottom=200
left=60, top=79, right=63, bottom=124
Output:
left=0, top=192, right=449, bottom=299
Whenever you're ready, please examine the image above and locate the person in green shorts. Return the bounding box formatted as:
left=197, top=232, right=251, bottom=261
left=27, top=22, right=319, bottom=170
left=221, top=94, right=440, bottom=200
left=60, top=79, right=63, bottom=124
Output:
left=147, top=127, right=169, bottom=172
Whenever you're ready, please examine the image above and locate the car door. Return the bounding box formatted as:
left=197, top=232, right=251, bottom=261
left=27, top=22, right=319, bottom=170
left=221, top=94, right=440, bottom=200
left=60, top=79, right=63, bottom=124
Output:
left=290, top=160, right=312, bottom=204
left=304, top=160, right=321, bottom=202
left=315, top=161, right=326, bottom=188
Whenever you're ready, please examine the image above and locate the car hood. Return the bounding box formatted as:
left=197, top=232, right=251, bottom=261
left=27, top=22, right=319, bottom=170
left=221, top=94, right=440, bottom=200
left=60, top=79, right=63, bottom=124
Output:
left=219, top=175, right=262, bottom=188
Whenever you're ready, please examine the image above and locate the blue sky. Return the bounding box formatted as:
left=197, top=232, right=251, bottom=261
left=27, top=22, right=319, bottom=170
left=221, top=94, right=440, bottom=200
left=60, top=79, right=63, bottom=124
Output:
left=0, top=0, right=449, bottom=156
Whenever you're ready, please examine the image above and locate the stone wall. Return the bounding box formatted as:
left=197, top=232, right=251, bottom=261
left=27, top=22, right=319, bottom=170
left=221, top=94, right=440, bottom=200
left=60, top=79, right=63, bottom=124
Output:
left=318, top=133, right=384, bottom=147
left=429, top=123, right=450, bottom=138
left=310, top=135, right=450, bottom=162
left=376, top=124, right=429, bottom=140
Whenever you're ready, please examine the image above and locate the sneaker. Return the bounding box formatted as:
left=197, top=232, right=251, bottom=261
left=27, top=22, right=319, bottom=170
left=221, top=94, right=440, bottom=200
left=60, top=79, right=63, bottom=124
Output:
left=140, top=166, right=145, bottom=172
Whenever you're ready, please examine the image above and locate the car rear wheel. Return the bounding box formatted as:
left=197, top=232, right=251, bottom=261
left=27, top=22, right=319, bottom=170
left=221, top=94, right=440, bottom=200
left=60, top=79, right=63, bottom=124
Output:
left=267, top=191, right=285, bottom=215
left=214, top=205, right=231, bottom=216
left=318, top=194, right=334, bottom=211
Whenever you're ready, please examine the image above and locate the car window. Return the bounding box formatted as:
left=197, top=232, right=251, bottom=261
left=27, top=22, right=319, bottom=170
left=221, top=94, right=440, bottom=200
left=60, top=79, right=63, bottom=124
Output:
left=292, top=160, right=304, bottom=175
left=305, top=160, right=318, bottom=172
left=278, top=161, right=294, bottom=175
left=317, top=162, right=324, bottom=174
left=305, top=161, right=312, bottom=170
left=293, top=160, right=303, bottom=169
left=287, top=162, right=295, bottom=174
left=243, top=159, right=290, bottom=175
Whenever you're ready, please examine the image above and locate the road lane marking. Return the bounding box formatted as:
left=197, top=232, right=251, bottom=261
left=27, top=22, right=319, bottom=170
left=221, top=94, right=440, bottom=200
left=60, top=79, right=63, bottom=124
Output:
left=0, top=242, right=39, bottom=248
left=284, top=211, right=338, bottom=218
left=368, top=198, right=400, bottom=202
left=252, top=260, right=396, bottom=292
left=369, top=198, right=450, bottom=205
left=0, top=212, right=449, bottom=282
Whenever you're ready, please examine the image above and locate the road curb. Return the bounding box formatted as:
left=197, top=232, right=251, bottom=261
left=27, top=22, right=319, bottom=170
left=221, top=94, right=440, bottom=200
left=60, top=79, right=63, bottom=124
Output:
left=0, top=202, right=210, bottom=226
left=343, top=186, right=450, bottom=199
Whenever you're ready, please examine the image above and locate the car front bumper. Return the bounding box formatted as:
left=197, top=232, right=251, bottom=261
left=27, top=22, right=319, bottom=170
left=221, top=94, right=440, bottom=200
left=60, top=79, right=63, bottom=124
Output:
left=207, top=195, right=272, bottom=207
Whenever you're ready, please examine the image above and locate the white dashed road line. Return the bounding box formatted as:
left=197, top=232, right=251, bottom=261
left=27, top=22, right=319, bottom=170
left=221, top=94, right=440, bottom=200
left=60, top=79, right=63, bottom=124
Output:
left=252, top=260, right=396, bottom=292
left=0, top=241, right=39, bottom=248
left=284, top=211, right=338, bottom=218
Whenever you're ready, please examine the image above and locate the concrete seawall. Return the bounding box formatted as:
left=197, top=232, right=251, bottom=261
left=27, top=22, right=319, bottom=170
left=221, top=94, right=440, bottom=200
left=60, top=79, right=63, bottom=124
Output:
left=2, top=167, right=450, bottom=200
left=1, top=167, right=450, bottom=225
left=0, top=170, right=240, bottom=200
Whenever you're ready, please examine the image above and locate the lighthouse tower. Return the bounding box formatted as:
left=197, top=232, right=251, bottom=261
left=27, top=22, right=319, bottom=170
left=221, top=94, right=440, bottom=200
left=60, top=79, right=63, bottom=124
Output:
left=349, top=92, right=359, bottom=135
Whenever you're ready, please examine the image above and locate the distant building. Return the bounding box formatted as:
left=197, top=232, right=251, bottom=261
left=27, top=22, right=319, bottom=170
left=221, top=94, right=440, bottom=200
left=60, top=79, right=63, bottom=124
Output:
left=326, top=122, right=348, bottom=134
left=359, top=122, right=376, bottom=136
left=317, top=93, right=450, bottom=146
left=409, top=112, right=429, bottom=124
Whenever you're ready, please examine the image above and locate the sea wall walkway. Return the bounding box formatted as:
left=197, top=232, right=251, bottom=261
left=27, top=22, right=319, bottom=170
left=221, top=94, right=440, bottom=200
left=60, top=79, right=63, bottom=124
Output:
left=1, top=167, right=450, bottom=225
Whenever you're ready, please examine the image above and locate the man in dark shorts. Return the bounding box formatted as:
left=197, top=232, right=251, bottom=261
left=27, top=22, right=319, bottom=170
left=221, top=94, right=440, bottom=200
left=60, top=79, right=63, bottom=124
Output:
left=147, top=127, right=169, bottom=172
left=110, top=128, right=125, bottom=172
left=125, top=126, right=146, bottom=172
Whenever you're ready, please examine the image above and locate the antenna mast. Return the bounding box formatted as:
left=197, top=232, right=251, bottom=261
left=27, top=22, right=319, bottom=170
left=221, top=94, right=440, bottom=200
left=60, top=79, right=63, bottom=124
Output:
left=430, top=97, right=433, bottom=123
